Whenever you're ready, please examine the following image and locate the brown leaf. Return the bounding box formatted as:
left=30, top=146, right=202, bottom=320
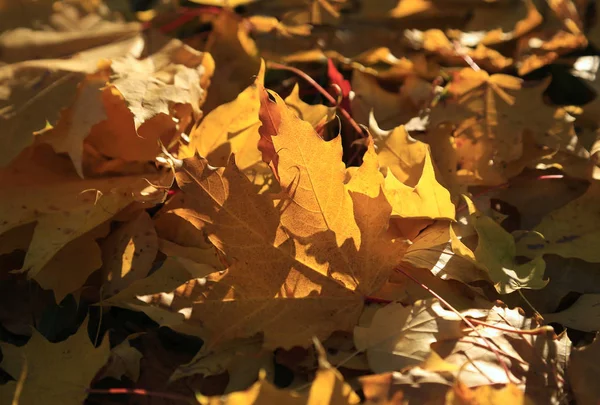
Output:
left=102, top=211, right=158, bottom=296
left=0, top=318, right=110, bottom=405
left=569, top=333, right=600, bottom=405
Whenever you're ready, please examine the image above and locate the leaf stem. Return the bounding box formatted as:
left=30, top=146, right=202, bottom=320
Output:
left=86, top=388, right=196, bottom=404
left=466, top=318, right=552, bottom=335
left=267, top=61, right=365, bottom=137
left=518, top=289, right=543, bottom=319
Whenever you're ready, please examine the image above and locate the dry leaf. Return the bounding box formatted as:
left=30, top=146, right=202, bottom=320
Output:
left=0, top=318, right=110, bottom=405
left=354, top=299, right=473, bottom=372
left=514, top=181, right=600, bottom=262
left=101, top=211, right=158, bottom=296
left=543, top=294, right=600, bottom=331
left=451, top=197, right=547, bottom=294
left=197, top=339, right=360, bottom=404
left=97, top=339, right=143, bottom=382
left=568, top=333, right=600, bottom=405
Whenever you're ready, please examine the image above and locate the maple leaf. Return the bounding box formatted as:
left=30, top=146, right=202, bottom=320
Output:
left=446, top=382, right=537, bottom=405
left=449, top=0, right=542, bottom=46
left=451, top=197, right=547, bottom=294
left=101, top=211, right=158, bottom=296
left=285, top=83, right=336, bottom=130
left=0, top=1, right=141, bottom=63
left=201, top=10, right=261, bottom=113
left=517, top=30, right=588, bottom=75
left=405, top=29, right=514, bottom=72
left=354, top=299, right=476, bottom=372
left=351, top=71, right=429, bottom=129
left=543, top=294, right=600, bottom=332
left=197, top=338, right=359, bottom=404
left=358, top=299, right=567, bottom=403
left=0, top=156, right=170, bottom=285
left=0, top=59, right=93, bottom=168
left=428, top=69, right=574, bottom=185
left=109, top=89, right=404, bottom=350
left=97, top=340, right=143, bottom=382
left=401, top=221, right=491, bottom=284
left=36, top=39, right=212, bottom=176
left=170, top=337, right=264, bottom=382
left=257, top=88, right=404, bottom=294
left=514, top=181, right=600, bottom=262
left=382, top=151, right=455, bottom=220
left=569, top=333, right=600, bottom=405
left=34, top=221, right=109, bottom=303
left=183, top=60, right=266, bottom=172
left=0, top=318, right=110, bottom=405
left=369, top=118, right=428, bottom=186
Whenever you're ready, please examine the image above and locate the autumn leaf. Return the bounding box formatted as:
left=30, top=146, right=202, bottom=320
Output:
left=428, top=69, right=573, bottom=185
left=34, top=221, right=109, bottom=303
left=182, top=60, right=266, bottom=170
left=197, top=338, right=359, bottom=404
left=0, top=1, right=141, bottom=63
left=284, top=83, right=336, bottom=129
left=543, top=294, right=600, bottom=332
left=382, top=151, right=455, bottom=220
left=0, top=59, right=94, bottom=168
left=0, top=166, right=170, bottom=280
left=569, top=333, right=600, bottom=405
left=514, top=181, right=600, bottom=262
left=354, top=299, right=475, bottom=372
left=97, top=339, right=143, bottom=382
left=6, top=1, right=600, bottom=403
left=446, top=382, right=536, bottom=405
left=451, top=197, right=547, bottom=294
left=109, top=89, right=405, bottom=350
left=35, top=39, right=212, bottom=176
left=351, top=71, right=428, bottom=129
left=101, top=211, right=158, bottom=296
left=0, top=318, right=110, bottom=405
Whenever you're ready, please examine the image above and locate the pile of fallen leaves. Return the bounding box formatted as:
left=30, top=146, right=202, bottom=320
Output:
left=2, top=0, right=600, bottom=404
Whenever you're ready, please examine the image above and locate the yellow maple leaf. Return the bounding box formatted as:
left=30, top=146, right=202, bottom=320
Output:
left=428, top=68, right=573, bottom=185
left=110, top=88, right=405, bottom=350
left=182, top=60, right=266, bottom=170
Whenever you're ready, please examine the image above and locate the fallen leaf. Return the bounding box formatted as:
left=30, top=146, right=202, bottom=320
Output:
left=446, top=382, right=536, bottom=405
left=543, top=294, right=600, bottom=331
left=34, top=221, right=109, bottom=303
left=97, top=339, right=143, bottom=382
left=202, top=10, right=261, bottom=113
left=183, top=60, right=266, bottom=171
left=197, top=339, right=360, bottom=404
left=514, top=181, right=600, bottom=262
left=354, top=299, right=471, bottom=372
left=382, top=151, right=455, bottom=220
left=285, top=83, right=336, bottom=129
left=568, top=333, right=600, bottom=405
left=101, top=211, right=158, bottom=296
left=0, top=1, right=141, bottom=63
left=428, top=69, right=572, bottom=185
left=0, top=318, right=110, bottom=405
left=451, top=197, right=547, bottom=294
